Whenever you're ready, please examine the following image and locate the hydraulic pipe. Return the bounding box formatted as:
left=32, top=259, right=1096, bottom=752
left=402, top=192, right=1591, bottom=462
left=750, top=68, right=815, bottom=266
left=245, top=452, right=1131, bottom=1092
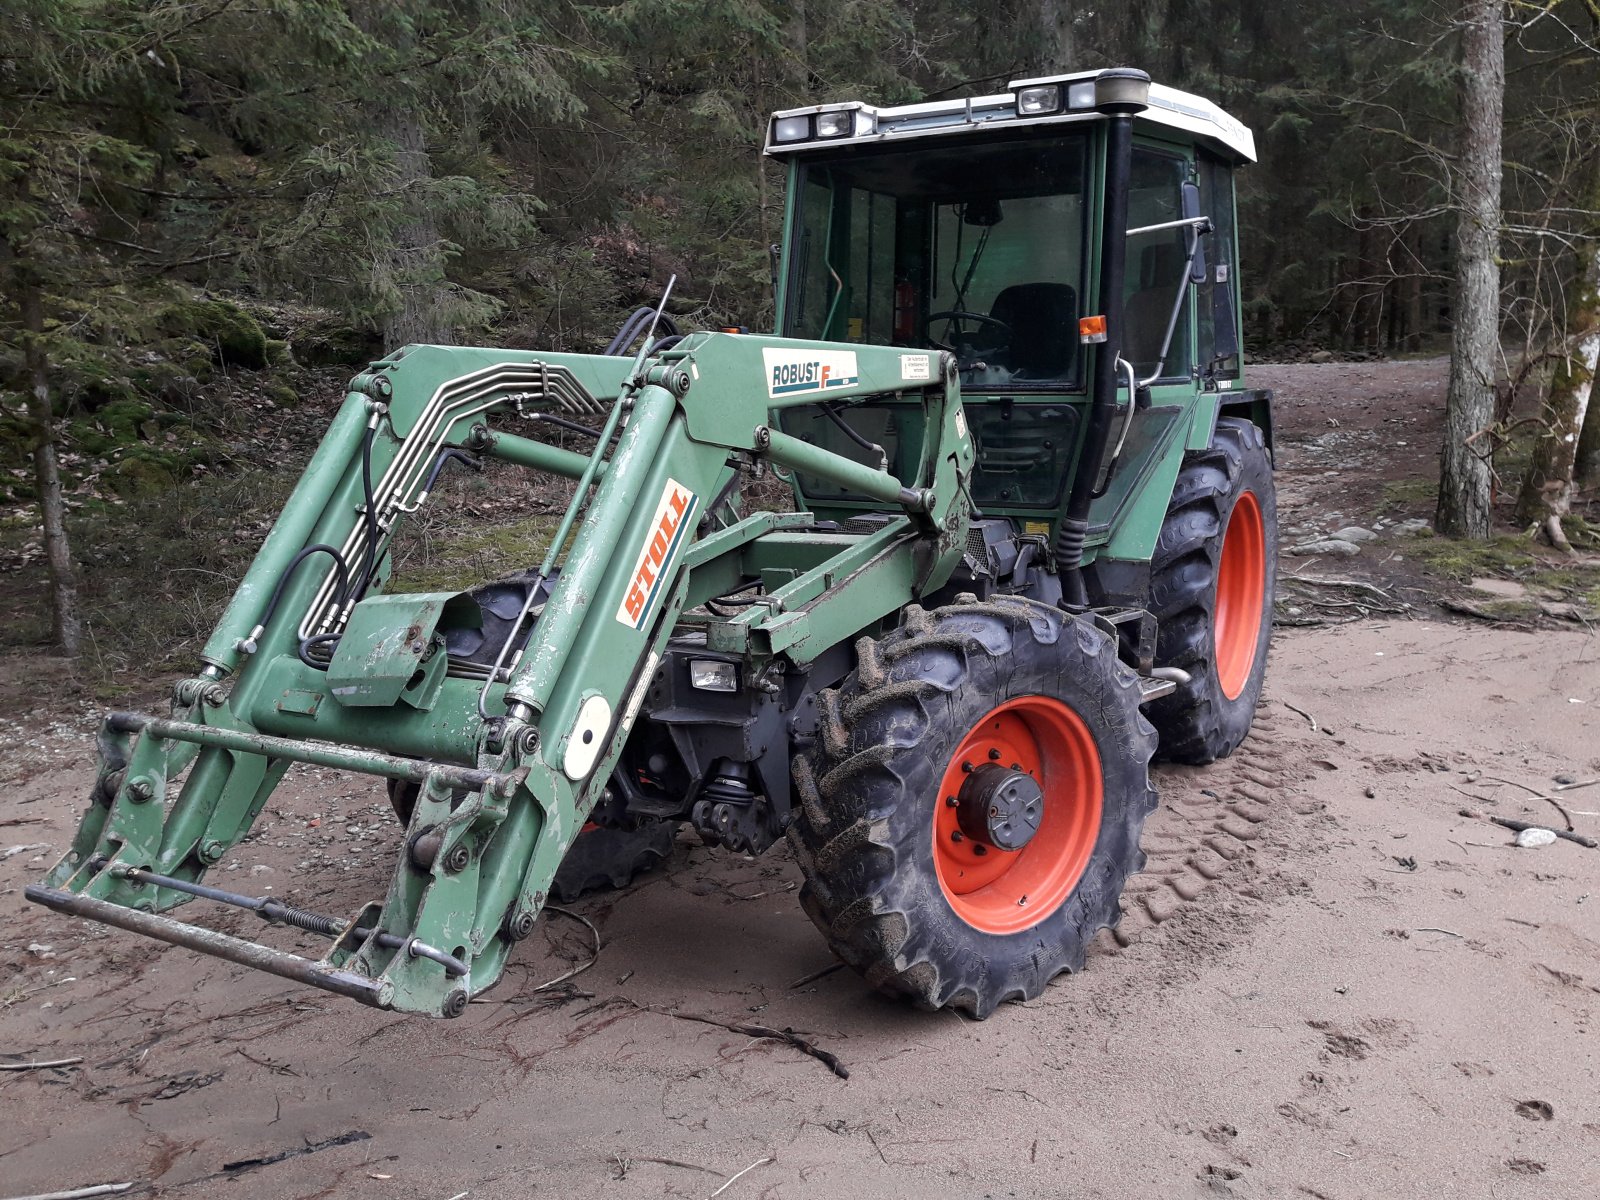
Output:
left=1058, top=70, right=1150, bottom=607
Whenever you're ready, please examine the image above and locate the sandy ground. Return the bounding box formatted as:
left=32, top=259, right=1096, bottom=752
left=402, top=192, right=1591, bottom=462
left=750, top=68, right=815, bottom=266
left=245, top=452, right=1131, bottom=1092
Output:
left=3, top=359, right=1599, bottom=1199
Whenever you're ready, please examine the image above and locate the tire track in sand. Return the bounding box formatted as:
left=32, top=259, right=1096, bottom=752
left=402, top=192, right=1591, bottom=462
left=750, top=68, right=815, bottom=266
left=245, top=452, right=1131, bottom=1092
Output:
left=1093, top=698, right=1318, bottom=957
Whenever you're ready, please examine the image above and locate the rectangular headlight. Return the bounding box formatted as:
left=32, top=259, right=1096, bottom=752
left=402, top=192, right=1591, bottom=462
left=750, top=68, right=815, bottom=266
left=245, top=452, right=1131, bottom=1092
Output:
left=815, top=110, right=852, bottom=138
left=772, top=114, right=811, bottom=143
left=1016, top=85, right=1062, bottom=116
left=689, top=659, right=738, bottom=692
left=1066, top=81, right=1097, bottom=110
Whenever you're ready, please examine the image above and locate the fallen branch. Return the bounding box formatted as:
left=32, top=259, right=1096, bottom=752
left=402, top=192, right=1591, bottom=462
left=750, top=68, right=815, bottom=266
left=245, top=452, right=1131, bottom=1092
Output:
left=787, top=962, right=845, bottom=989
left=2, top=1184, right=138, bottom=1200
left=528, top=906, right=601, bottom=993
left=1458, top=808, right=1598, bottom=849
left=707, top=1157, right=774, bottom=1199
left=0, top=1056, right=83, bottom=1072
left=1282, top=574, right=1396, bottom=599
left=1281, top=701, right=1319, bottom=733
left=1554, top=779, right=1597, bottom=793
left=1482, top=776, right=1575, bottom=830
left=222, top=1130, right=370, bottom=1174
left=1416, top=927, right=1463, bottom=938
left=626, top=1000, right=848, bottom=1079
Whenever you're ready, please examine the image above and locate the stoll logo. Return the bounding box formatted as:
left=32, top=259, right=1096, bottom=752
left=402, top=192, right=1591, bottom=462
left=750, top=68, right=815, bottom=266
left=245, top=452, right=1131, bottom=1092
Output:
left=763, top=348, right=859, bottom=397
left=615, top=478, right=698, bottom=630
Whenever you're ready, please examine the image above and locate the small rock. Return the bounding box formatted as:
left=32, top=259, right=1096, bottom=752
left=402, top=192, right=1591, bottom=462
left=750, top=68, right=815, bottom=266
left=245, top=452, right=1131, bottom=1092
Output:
left=1394, top=518, right=1431, bottom=535
left=1287, top=538, right=1362, bottom=557
left=1331, top=525, right=1378, bottom=543
left=1514, top=827, right=1557, bottom=849
left=1309, top=350, right=1335, bottom=364
left=27, top=942, right=55, bottom=958
left=250, top=864, right=275, bottom=876
left=1554, top=773, right=1577, bottom=785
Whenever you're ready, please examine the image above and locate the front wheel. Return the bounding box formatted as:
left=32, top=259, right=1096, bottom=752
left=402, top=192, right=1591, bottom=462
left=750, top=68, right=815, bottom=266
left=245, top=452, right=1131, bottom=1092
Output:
left=1146, top=415, right=1277, bottom=763
left=788, top=598, right=1158, bottom=1018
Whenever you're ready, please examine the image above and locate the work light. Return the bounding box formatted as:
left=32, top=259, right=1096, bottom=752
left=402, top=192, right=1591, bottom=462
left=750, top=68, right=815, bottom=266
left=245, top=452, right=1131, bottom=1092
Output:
left=815, top=110, right=852, bottom=138
left=1015, top=85, right=1062, bottom=116
left=689, top=659, right=738, bottom=692
left=772, top=115, right=811, bottom=143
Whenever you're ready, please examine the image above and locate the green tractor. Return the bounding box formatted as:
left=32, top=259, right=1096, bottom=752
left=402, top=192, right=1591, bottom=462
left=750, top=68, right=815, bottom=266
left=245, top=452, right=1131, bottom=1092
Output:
left=29, top=68, right=1276, bottom=1019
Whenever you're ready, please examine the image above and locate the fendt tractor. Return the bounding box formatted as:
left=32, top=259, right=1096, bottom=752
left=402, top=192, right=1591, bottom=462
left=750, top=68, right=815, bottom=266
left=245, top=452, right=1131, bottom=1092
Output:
left=29, top=68, right=1277, bottom=1019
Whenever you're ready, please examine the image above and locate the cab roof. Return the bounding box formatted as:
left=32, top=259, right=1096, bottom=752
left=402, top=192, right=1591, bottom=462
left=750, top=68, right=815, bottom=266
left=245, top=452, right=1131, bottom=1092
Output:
left=764, top=69, right=1256, bottom=164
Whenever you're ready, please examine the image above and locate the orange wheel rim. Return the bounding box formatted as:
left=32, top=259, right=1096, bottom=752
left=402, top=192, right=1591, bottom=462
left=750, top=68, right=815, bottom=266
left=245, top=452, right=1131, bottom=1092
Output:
left=932, top=696, right=1103, bottom=935
left=1215, top=490, right=1265, bottom=700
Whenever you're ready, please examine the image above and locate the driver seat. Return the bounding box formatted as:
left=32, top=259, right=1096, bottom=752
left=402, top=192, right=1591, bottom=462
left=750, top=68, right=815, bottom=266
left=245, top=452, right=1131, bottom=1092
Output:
left=988, top=283, right=1078, bottom=379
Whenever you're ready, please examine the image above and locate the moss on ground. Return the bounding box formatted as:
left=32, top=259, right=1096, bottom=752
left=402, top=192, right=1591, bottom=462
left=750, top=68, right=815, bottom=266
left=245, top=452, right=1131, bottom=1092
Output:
left=1379, top=477, right=1437, bottom=511
left=1410, top=534, right=1539, bottom=581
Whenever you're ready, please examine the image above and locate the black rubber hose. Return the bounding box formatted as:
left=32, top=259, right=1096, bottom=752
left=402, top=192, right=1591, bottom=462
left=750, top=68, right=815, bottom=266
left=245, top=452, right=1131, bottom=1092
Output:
left=604, top=308, right=656, bottom=356
left=297, top=632, right=343, bottom=670
left=349, top=424, right=381, bottom=603
left=257, top=545, right=351, bottom=644
left=819, top=403, right=880, bottom=456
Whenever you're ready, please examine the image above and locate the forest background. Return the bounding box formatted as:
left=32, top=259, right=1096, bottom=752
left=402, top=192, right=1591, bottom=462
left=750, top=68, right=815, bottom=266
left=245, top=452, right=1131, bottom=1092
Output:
left=2, top=0, right=1597, bottom=667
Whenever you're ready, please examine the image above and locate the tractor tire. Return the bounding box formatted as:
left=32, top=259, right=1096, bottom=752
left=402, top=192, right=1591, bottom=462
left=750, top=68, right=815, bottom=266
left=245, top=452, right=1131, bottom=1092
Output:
left=788, top=598, right=1158, bottom=1018
left=1146, top=415, right=1277, bottom=764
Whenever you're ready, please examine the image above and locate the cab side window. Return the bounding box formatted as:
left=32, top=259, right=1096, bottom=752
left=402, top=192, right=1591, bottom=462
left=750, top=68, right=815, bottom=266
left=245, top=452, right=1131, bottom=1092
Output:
left=1123, top=148, right=1191, bottom=381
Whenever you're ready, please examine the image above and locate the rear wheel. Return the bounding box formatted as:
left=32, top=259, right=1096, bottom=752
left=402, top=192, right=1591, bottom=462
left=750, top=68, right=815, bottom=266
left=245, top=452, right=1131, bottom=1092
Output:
left=1146, top=416, right=1276, bottom=763
left=789, top=598, right=1157, bottom=1018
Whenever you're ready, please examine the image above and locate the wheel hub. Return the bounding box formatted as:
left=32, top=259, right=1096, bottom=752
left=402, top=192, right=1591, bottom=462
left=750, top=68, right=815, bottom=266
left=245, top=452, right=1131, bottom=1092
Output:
left=957, top=762, right=1043, bottom=851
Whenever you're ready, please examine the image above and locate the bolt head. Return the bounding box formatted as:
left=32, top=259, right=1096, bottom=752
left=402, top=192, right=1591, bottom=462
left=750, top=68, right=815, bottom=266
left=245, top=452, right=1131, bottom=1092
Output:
left=200, top=840, right=225, bottom=863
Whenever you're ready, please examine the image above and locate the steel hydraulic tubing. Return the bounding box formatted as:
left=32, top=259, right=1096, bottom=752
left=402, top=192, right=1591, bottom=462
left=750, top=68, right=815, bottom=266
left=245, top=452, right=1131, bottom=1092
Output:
left=760, top=426, right=927, bottom=510
left=202, top=391, right=370, bottom=674
left=104, top=712, right=513, bottom=795
left=99, top=861, right=467, bottom=977
left=25, top=884, right=388, bottom=1007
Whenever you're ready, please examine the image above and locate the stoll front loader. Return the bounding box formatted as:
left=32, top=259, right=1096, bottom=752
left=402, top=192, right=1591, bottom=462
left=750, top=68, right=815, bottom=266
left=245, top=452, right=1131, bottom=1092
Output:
left=29, top=68, right=1277, bottom=1019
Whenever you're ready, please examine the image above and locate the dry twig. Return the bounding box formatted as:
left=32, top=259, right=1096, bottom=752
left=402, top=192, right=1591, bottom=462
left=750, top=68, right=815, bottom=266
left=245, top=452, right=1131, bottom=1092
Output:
left=0, top=1056, right=83, bottom=1072
left=706, top=1157, right=774, bottom=1198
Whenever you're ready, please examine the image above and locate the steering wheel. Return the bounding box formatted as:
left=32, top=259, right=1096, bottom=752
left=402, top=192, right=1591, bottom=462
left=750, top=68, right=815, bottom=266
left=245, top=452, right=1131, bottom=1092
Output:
left=924, top=310, right=1013, bottom=355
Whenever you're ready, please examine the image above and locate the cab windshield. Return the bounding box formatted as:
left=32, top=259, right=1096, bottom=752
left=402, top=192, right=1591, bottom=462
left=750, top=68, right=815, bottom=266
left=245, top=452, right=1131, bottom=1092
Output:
left=782, top=132, right=1091, bottom=392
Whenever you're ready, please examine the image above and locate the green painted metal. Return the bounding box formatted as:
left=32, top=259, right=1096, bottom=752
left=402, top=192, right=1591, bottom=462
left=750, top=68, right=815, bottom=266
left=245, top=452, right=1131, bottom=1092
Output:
left=37, top=326, right=975, bottom=1017
left=37, top=87, right=1261, bottom=1020
left=325, top=592, right=477, bottom=708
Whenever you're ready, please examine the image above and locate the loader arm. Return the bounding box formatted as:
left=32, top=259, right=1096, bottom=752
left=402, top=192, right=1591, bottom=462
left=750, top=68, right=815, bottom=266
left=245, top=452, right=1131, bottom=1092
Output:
left=29, top=333, right=975, bottom=1017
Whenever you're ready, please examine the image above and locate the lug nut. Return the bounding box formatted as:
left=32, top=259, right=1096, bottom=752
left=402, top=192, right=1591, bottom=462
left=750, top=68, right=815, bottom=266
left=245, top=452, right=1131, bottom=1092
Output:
left=950, top=830, right=963, bottom=843
left=988, top=748, right=1001, bottom=761
left=945, top=795, right=958, bottom=808
left=973, top=844, right=988, bottom=856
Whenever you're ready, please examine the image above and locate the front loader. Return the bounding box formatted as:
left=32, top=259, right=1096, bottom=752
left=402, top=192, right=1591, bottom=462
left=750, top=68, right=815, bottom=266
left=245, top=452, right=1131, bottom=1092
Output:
left=29, top=68, right=1277, bottom=1019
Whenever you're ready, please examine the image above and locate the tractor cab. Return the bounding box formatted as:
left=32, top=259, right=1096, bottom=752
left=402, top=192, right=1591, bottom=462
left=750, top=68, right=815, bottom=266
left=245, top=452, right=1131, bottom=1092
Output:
left=766, top=70, right=1258, bottom=520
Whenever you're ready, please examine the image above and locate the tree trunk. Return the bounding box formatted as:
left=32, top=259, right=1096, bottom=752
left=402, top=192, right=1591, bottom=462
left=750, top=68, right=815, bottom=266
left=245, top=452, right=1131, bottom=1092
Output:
left=1435, top=0, right=1504, bottom=539
left=379, top=110, right=450, bottom=348
left=1578, top=368, right=1600, bottom=486
left=1, top=232, right=82, bottom=656
left=1515, top=164, right=1599, bottom=535
left=1038, top=0, right=1076, bottom=71
left=351, top=3, right=449, bottom=349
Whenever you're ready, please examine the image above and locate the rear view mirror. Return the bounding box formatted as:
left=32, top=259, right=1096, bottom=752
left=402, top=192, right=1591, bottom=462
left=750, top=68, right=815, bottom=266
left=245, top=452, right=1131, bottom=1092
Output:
left=1181, top=183, right=1207, bottom=283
